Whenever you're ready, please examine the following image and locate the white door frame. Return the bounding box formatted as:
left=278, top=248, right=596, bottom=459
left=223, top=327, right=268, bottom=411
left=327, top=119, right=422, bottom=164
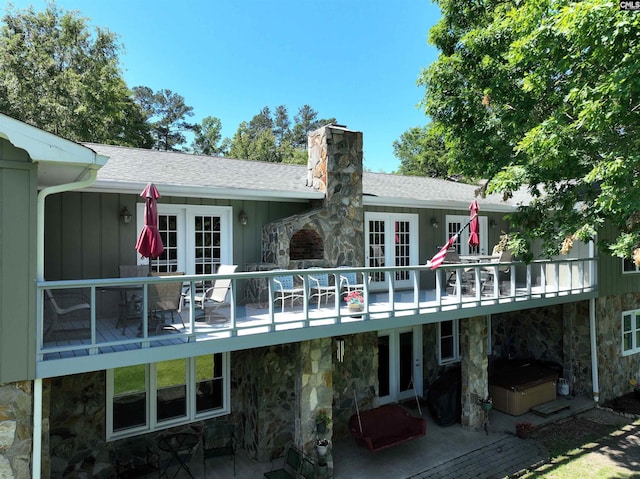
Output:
left=378, top=326, right=423, bottom=404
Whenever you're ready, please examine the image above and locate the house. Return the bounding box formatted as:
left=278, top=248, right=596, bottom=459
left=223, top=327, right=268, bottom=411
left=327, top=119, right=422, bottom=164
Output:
left=0, top=113, right=638, bottom=478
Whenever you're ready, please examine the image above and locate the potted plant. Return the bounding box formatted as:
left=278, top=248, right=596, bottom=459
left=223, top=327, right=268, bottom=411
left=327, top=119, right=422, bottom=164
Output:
left=515, top=422, right=534, bottom=439
left=345, top=290, right=364, bottom=312
left=316, top=411, right=331, bottom=434
left=631, top=379, right=640, bottom=399
left=479, top=396, right=493, bottom=411
left=316, top=438, right=329, bottom=457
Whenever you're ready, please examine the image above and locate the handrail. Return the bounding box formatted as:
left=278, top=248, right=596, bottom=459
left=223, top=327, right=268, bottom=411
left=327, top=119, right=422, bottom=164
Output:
left=37, top=257, right=598, bottom=363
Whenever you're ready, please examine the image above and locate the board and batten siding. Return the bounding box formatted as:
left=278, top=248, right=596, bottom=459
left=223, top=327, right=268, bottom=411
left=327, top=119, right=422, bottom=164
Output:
left=597, top=221, right=640, bottom=297
left=0, top=138, right=37, bottom=382
left=44, top=191, right=309, bottom=281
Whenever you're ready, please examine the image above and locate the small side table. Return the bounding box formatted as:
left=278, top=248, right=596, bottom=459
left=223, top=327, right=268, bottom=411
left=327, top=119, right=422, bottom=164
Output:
left=157, top=432, right=199, bottom=479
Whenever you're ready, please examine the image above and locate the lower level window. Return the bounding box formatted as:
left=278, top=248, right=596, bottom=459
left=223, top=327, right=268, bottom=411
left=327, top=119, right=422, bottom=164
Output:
left=107, top=353, right=229, bottom=440
left=438, top=319, right=460, bottom=364
left=622, top=310, right=640, bottom=355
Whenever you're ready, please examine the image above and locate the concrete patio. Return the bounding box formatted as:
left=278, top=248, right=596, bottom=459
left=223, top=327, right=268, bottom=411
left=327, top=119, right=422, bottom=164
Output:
left=161, top=396, right=595, bottom=478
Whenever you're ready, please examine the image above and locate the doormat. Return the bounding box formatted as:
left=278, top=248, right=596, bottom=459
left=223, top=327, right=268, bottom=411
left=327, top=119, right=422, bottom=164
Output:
left=531, top=399, right=571, bottom=417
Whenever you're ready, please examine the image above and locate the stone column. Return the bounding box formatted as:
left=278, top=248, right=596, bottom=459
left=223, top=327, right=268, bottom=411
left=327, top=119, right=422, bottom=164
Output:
left=460, top=316, right=489, bottom=430
left=299, top=338, right=333, bottom=477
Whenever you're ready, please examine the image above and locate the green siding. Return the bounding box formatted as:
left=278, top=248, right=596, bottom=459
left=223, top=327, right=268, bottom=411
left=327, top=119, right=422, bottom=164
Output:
left=598, top=221, right=640, bottom=296
left=0, top=140, right=37, bottom=382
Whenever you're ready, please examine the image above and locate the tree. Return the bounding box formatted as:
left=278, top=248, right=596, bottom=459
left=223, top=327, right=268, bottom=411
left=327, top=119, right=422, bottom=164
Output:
left=132, top=86, right=195, bottom=151
left=420, top=0, right=640, bottom=261
left=192, top=116, right=229, bottom=156
left=393, top=124, right=451, bottom=178
left=0, top=2, right=151, bottom=146
left=227, top=104, right=336, bottom=164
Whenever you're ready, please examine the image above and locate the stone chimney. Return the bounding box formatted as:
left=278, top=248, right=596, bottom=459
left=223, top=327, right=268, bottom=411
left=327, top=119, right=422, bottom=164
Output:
left=261, top=125, right=364, bottom=268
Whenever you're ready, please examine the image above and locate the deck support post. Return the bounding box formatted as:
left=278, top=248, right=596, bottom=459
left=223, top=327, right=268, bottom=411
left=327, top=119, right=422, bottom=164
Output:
left=460, top=315, right=489, bottom=430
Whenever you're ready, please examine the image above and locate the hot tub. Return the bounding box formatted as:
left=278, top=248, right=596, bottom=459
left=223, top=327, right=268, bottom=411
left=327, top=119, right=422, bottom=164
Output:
left=488, top=362, right=559, bottom=416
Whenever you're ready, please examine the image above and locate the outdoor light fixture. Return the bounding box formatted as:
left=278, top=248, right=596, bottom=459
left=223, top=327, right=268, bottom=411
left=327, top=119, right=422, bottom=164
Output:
left=239, top=210, right=248, bottom=226
left=430, top=218, right=439, bottom=229
left=120, top=206, right=132, bottom=224
left=336, top=337, right=345, bottom=363
left=489, top=219, right=497, bottom=229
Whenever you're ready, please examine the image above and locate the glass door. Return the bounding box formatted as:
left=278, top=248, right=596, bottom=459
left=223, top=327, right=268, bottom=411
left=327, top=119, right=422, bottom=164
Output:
left=378, top=327, right=423, bottom=404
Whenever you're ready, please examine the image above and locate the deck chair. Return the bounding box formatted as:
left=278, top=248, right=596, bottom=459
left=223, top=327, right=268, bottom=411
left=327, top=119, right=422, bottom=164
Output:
left=148, top=273, right=185, bottom=333
left=44, top=289, right=91, bottom=337
left=192, top=265, right=238, bottom=320
left=299, top=455, right=318, bottom=479
left=307, top=270, right=337, bottom=309
left=481, top=249, right=512, bottom=294
left=263, top=445, right=303, bottom=479
left=442, top=249, right=474, bottom=295
left=338, top=266, right=368, bottom=294
left=202, top=422, right=236, bottom=476
left=271, top=274, right=305, bottom=312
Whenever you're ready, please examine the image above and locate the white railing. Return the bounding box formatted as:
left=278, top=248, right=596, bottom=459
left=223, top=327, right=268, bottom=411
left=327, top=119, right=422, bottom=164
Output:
left=36, top=257, right=597, bottom=364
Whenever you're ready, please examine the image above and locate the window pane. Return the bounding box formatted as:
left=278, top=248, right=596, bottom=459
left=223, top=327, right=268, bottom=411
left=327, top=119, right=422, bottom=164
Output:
left=623, top=314, right=632, bottom=333
left=113, top=365, right=147, bottom=431
left=157, top=359, right=187, bottom=421
left=196, top=354, right=223, bottom=413
left=624, top=332, right=632, bottom=352
left=399, top=332, right=413, bottom=392
left=441, top=337, right=454, bottom=359
left=441, top=320, right=453, bottom=337
left=377, top=336, right=390, bottom=397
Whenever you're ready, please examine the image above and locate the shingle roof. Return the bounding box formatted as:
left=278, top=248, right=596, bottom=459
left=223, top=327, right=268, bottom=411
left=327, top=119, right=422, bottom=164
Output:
left=86, top=143, right=525, bottom=212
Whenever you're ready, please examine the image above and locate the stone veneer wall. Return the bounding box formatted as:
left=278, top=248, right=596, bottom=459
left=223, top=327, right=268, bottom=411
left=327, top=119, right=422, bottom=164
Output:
left=332, top=333, right=378, bottom=439
left=595, top=292, right=640, bottom=401
left=460, top=316, right=488, bottom=430
left=232, top=344, right=298, bottom=462
left=0, top=381, right=36, bottom=479
left=262, top=125, right=364, bottom=269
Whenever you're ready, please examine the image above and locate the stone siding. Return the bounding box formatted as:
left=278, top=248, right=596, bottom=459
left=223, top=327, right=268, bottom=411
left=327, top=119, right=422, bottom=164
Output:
left=0, top=381, right=35, bottom=479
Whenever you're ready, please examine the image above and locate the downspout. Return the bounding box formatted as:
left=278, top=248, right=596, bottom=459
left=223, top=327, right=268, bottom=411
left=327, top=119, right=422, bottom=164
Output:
left=33, top=167, right=99, bottom=479
left=590, top=297, right=600, bottom=402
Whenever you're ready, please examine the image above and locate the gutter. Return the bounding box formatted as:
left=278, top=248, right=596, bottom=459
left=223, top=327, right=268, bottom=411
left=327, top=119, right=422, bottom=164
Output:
left=590, top=297, right=600, bottom=402
left=33, top=166, right=100, bottom=479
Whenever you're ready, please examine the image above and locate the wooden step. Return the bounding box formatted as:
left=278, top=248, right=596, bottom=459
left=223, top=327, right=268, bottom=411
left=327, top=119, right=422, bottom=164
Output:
left=531, top=398, right=571, bottom=417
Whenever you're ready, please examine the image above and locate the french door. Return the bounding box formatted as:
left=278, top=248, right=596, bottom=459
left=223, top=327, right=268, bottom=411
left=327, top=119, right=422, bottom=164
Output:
left=445, top=215, right=489, bottom=255
left=378, top=327, right=423, bottom=404
left=365, top=213, right=418, bottom=291
left=136, top=204, right=233, bottom=275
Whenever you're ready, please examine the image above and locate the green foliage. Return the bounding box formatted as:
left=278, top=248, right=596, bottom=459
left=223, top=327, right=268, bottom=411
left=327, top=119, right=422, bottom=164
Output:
left=193, top=116, right=228, bottom=156
left=228, top=104, right=336, bottom=163
left=421, top=0, right=640, bottom=259
left=0, top=2, right=151, bottom=146
left=132, top=86, right=196, bottom=151
left=393, top=124, right=453, bottom=178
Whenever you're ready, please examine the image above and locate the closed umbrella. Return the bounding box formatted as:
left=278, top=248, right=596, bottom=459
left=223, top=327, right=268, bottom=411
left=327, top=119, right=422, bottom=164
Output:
left=135, top=183, right=164, bottom=264
left=468, top=200, right=480, bottom=249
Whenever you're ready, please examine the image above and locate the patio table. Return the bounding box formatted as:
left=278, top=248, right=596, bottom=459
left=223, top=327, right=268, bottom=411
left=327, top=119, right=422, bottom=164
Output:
left=157, top=432, right=199, bottom=479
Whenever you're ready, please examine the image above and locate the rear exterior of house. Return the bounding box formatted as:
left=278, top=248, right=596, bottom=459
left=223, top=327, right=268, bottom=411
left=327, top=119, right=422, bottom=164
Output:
left=1, top=116, right=640, bottom=478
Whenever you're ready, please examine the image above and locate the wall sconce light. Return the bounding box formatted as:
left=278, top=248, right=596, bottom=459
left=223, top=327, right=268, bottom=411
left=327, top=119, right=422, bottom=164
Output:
left=336, top=337, right=345, bottom=363
left=120, top=206, right=132, bottom=224
left=239, top=210, right=248, bottom=226
left=430, top=218, right=439, bottom=229
left=489, top=219, right=497, bottom=229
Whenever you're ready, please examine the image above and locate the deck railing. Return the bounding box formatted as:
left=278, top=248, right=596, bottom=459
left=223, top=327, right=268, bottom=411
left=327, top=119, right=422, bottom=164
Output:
left=36, top=257, right=597, bottom=368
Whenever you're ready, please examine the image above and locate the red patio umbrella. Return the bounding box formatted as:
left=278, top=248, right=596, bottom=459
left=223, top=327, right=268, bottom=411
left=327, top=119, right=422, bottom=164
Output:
left=135, top=183, right=164, bottom=262
left=468, top=200, right=480, bottom=249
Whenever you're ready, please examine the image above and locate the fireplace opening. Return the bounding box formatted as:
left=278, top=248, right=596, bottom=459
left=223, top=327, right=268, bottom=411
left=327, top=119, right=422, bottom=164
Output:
left=290, top=229, right=324, bottom=260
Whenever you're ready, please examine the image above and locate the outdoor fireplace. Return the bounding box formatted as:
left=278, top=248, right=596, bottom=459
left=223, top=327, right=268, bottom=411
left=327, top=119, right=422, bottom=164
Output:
left=262, top=125, right=365, bottom=269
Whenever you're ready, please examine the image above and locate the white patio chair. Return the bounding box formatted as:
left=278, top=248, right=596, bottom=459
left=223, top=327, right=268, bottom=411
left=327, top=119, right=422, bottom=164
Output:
left=271, top=274, right=305, bottom=312
left=44, top=289, right=91, bottom=337
left=191, top=264, right=238, bottom=321
left=481, top=249, right=512, bottom=294
left=338, top=267, right=368, bottom=294
left=308, top=271, right=337, bottom=309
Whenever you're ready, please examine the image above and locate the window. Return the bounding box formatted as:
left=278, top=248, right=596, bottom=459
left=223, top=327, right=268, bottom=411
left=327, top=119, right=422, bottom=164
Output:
left=444, top=215, right=488, bottom=255
left=623, top=258, right=640, bottom=274
left=107, top=353, right=229, bottom=440
left=438, top=319, right=460, bottom=364
left=622, top=310, right=640, bottom=355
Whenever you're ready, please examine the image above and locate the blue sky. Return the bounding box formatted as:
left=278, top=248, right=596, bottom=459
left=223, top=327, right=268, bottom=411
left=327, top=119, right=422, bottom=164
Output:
left=4, top=0, right=442, bottom=172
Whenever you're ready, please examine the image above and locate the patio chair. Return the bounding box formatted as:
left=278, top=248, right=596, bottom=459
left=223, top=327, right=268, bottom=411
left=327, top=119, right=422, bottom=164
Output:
left=481, top=249, right=512, bottom=294
left=191, top=265, right=238, bottom=320
left=299, top=455, right=318, bottom=479
left=202, top=421, right=236, bottom=476
left=307, top=270, right=337, bottom=309
left=44, top=289, right=91, bottom=337
left=271, top=274, right=305, bottom=312
left=442, top=249, right=474, bottom=295
left=114, top=436, right=159, bottom=479
left=263, top=445, right=303, bottom=479
left=148, top=273, right=185, bottom=333
left=338, top=266, right=368, bottom=294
